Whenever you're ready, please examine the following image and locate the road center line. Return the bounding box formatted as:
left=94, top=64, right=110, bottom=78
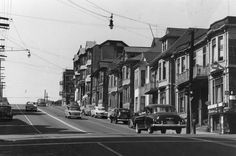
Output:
left=38, top=108, right=86, bottom=133
left=16, top=104, right=42, bottom=134
left=188, top=137, right=236, bottom=148
left=97, top=142, right=123, bottom=156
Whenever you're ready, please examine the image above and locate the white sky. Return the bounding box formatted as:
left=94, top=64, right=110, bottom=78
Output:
left=0, top=0, right=235, bottom=104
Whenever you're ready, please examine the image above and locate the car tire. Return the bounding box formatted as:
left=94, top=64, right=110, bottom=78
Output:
left=161, top=129, right=166, bottom=134
left=176, top=128, right=182, bottom=134
left=148, top=127, right=154, bottom=134
left=135, top=124, right=141, bottom=134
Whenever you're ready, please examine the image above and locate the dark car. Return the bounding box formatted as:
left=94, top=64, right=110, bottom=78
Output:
left=109, top=108, right=131, bottom=124
left=134, top=104, right=186, bottom=134
left=25, top=102, right=37, bottom=112
left=0, top=101, right=13, bottom=120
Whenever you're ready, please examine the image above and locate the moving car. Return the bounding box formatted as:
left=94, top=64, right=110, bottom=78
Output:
left=65, top=105, right=82, bottom=119
left=134, top=104, right=186, bottom=134
left=0, top=98, right=13, bottom=120
left=25, top=102, right=37, bottom=111
left=91, top=106, right=108, bottom=118
left=109, top=108, right=130, bottom=124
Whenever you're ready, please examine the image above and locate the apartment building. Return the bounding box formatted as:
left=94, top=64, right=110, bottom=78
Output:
left=147, top=28, right=187, bottom=108
left=59, top=69, right=75, bottom=105
left=206, top=16, right=236, bottom=134
left=91, top=40, right=128, bottom=110
left=134, top=52, right=161, bottom=112
left=73, top=41, right=96, bottom=106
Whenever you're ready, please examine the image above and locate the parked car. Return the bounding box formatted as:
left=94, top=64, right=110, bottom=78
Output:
left=134, top=104, right=186, bottom=134
left=91, top=106, right=108, bottom=118
left=65, top=105, right=82, bottom=119
left=83, top=105, right=95, bottom=116
left=109, top=108, right=131, bottom=124
left=0, top=100, right=13, bottom=120
left=128, top=112, right=141, bottom=128
left=25, top=102, right=37, bottom=112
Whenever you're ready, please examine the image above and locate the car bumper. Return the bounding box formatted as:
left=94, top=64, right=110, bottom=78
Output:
left=68, top=115, right=82, bottom=118
left=26, top=107, right=37, bottom=111
left=117, top=118, right=129, bottom=122
left=152, top=124, right=186, bottom=128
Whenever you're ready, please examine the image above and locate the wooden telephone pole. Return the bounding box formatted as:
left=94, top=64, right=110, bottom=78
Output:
left=0, top=16, right=10, bottom=100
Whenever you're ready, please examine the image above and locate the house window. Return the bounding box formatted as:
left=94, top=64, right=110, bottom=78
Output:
left=140, top=96, right=145, bottom=111
left=181, top=56, right=185, bottom=73
left=213, top=77, right=223, bottom=104
left=163, top=61, right=166, bottom=80
left=193, top=51, right=196, bottom=67
left=178, top=91, right=186, bottom=113
left=134, top=70, right=138, bottom=89
left=218, top=36, right=224, bottom=61
left=158, top=63, right=162, bottom=80
left=212, top=38, right=217, bottom=63
left=114, top=76, right=117, bottom=87
left=122, top=67, right=126, bottom=80
left=141, top=70, right=146, bottom=87
left=162, top=40, right=167, bottom=52
left=126, top=67, right=129, bottom=79
left=177, top=58, right=180, bottom=75
left=203, top=46, right=206, bottom=66
left=160, top=90, right=166, bottom=104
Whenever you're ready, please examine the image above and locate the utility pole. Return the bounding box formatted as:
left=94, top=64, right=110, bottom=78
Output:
left=186, top=28, right=195, bottom=134
left=0, top=16, right=10, bottom=100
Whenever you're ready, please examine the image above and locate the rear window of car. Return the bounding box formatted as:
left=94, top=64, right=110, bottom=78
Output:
left=69, top=107, right=80, bottom=111
left=97, top=107, right=105, bottom=111
left=120, top=109, right=129, bottom=113
left=150, top=106, right=176, bottom=113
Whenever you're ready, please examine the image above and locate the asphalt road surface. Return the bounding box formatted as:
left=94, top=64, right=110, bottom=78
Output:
left=0, top=104, right=236, bottom=156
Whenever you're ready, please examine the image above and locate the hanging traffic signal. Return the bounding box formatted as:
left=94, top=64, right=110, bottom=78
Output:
left=109, top=14, right=113, bottom=29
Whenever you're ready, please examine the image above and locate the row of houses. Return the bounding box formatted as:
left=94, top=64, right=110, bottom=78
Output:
left=61, top=16, right=236, bottom=134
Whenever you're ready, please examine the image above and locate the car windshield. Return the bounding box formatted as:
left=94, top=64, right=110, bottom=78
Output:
left=120, top=109, right=129, bottom=113
left=98, top=108, right=105, bottom=111
left=151, top=106, right=176, bottom=113
left=69, top=107, right=80, bottom=111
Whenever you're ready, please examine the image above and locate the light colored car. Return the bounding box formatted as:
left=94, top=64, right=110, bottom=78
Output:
left=65, top=105, right=82, bottom=119
left=83, top=105, right=95, bottom=116
left=91, top=106, right=108, bottom=118
left=25, top=102, right=37, bottom=112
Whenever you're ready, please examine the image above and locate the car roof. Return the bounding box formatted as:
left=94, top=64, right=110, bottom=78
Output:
left=145, top=104, right=175, bottom=108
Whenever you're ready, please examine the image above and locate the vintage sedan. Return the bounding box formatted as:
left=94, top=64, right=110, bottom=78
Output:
left=91, top=106, right=108, bottom=118
left=0, top=103, right=13, bottom=120
left=65, top=105, right=82, bottom=119
left=134, top=104, right=186, bottom=134
left=25, top=102, right=37, bottom=112
left=109, top=108, right=130, bottom=124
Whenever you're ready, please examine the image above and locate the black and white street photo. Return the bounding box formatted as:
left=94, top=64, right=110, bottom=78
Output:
left=0, top=0, right=236, bottom=155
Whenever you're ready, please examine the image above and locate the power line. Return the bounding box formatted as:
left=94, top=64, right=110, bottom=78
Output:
left=84, top=0, right=163, bottom=27
left=67, top=0, right=109, bottom=19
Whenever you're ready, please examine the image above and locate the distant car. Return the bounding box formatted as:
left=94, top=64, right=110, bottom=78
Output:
left=109, top=108, right=131, bottom=124
left=37, top=101, right=46, bottom=107
left=83, top=105, right=95, bottom=116
left=65, top=105, right=82, bottom=119
left=0, top=102, right=13, bottom=120
left=91, top=106, right=108, bottom=118
left=134, top=104, right=186, bottom=134
left=25, top=102, right=37, bottom=112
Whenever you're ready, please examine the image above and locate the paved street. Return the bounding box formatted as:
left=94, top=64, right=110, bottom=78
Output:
left=0, top=104, right=236, bottom=156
